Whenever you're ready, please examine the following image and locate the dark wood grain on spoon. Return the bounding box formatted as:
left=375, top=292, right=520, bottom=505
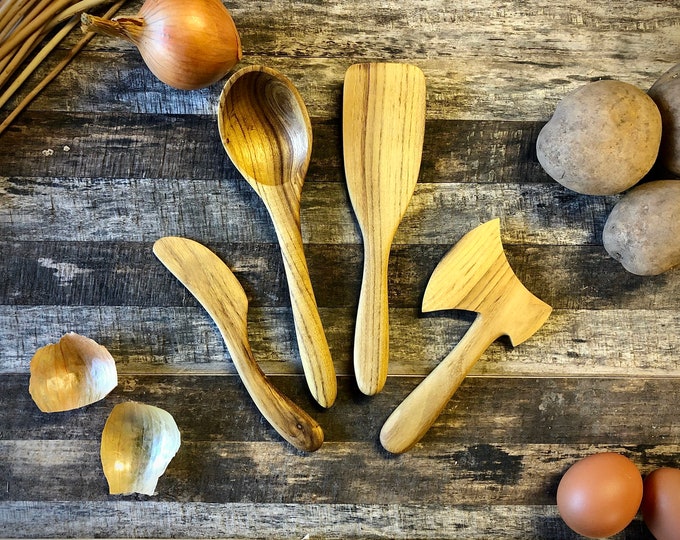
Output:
left=218, top=65, right=337, bottom=409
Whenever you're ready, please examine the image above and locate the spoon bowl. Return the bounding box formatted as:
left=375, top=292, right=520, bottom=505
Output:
left=219, top=66, right=311, bottom=189
left=218, top=65, right=337, bottom=408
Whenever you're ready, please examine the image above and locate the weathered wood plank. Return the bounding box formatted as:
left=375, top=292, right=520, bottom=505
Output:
left=0, top=372, right=675, bottom=535
left=0, top=112, right=230, bottom=181
left=3, top=375, right=680, bottom=446
left=14, top=53, right=678, bottom=120
left=2, top=242, right=678, bottom=310
left=1, top=114, right=560, bottom=185
left=1, top=1, right=678, bottom=538
left=1, top=437, right=678, bottom=505
left=0, top=501, right=594, bottom=539
left=0, top=176, right=622, bottom=244
left=9, top=1, right=678, bottom=120
left=1, top=306, right=679, bottom=377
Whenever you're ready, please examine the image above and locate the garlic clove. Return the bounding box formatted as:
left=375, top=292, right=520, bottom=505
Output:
left=29, top=332, right=118, bottom=413
left=101, top=401, right=181, bottom=496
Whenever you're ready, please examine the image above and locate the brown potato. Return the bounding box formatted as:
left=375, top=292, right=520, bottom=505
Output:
left=603, top=180, right=680, bottom=276
left=648, top=62, right=680, bottom=176
left=537, top=80, right=662, bottom=195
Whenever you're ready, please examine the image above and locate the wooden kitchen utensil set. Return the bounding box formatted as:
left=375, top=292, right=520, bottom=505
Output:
left=154, top=62, right=552, bottom=454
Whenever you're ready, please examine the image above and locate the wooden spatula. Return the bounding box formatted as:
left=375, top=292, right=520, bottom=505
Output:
left=153, top=236, right=323, bottom=452
left=380, top=219, right=552, bottom=453
left=343, top=62, right=426, bottom=395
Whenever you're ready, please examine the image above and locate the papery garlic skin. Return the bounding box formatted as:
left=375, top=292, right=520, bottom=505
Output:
left=29, top=332, right=118, bottom=412
left=101, top=401, right=181, bottom=496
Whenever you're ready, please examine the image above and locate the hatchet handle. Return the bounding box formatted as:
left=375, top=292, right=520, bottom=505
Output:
left=380, top=316, right=498, bottom=454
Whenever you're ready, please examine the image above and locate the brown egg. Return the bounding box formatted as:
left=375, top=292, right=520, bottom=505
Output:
left=641, top=467, right=680, bottom=540
left=556, top=452, right=643, bottom=538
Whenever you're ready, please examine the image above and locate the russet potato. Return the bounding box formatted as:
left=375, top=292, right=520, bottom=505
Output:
left=648, top=62, right=680, bottom=176
left=537, top=80, right=662, bottom=195
left=603, top=180, right=680, bottom=276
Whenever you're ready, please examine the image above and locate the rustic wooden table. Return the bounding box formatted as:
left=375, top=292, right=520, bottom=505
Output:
left=1, top=1, right=679, bottom=538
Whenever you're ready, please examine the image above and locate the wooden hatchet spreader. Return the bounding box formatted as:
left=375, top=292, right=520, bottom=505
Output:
left=380, top=218, right=552, bottom=454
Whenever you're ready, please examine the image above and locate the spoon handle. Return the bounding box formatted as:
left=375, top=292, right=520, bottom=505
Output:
left=269, top=205, right=338, bottom=409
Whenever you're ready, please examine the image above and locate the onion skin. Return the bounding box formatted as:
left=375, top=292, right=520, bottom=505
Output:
left=28, top=332, right=118, bottom=413
left=82, top=0, right=242, bottom=90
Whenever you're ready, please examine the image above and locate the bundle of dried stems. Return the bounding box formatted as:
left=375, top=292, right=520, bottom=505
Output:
left=0, top=0, right=126, bottom=135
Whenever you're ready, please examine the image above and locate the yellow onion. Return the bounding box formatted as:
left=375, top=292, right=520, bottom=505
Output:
left=82, top=0, right=242, bottom=90
left=101, top=401, right=181, bottom=495
left=29, top=332, right=118, bottom=413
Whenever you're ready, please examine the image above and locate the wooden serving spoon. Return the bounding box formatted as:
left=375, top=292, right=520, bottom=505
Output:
left=343, top=62, right=427, bottom=395
left=153, top=236, right=324, bottom=453
left=218, top=65, right=337, bottom=409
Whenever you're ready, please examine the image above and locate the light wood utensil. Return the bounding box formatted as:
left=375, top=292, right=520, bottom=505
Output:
left=380, top=219, right=552, bottom=453
left=218, top=65, right=337, bottom=409
left=343, top=62, right=426, bottom=396
left=153, top=236, right=324, bottom=453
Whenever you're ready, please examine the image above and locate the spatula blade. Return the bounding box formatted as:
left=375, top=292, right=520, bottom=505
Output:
left=343, top=62, right=427, bottom=231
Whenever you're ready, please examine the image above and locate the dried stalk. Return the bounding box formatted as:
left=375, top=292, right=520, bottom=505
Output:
left=0, top=2, right=15, bottom=24
left=0, top=23, right=43, bottom=91
left=0, top=0, right=112, bottom=81
left=0, top=0, right=73, bottom=61
left=0, top=0, right=126, bottom=136
left=0, top=15, right=79, bottom=111
left=0, top=0, right=47, bottom=82
left=0, top=0, right=45, bottom=45
left=0, top=0, right=38, bottom=42
left=48, top=0, right=115, bottom=30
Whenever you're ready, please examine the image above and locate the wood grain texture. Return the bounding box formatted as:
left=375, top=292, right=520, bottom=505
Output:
left=2, top=306, right=680, bottom=378
left=5, top=375, right=680, bottom=444
left=0, top=501, right=600, bottom=539
left=12, top=1, right=679, bottom=120
left=153, top=236, right=324, bottom=452
left=218, top=66, right=337, bottom=408
left=381, top=219, right=552, bottom=453
left=343, top=62, right=426, bottom=395
left=1, top=0, right=680, bottom=538
left=0, top=175, right=621, bottom=244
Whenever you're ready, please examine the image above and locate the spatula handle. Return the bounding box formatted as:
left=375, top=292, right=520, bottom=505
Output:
left=380, top=316, right=497, bottom=453
left=222, top=327, right=324, bottom=452
left=354, top=243, right=390, bottom=395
